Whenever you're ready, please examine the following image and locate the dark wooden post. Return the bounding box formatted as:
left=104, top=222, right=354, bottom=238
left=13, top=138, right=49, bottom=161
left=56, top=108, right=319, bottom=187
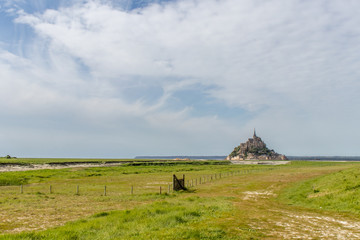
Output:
left=173, top=174, right=186, bottom=191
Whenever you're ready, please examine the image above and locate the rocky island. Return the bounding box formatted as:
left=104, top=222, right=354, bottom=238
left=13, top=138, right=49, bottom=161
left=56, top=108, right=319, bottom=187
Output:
left=226, top=130, right=287, bottom=160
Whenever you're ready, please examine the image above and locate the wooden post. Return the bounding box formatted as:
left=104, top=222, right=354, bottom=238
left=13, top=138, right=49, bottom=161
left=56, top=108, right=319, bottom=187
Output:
left=173, top=175, right=186, bottom=191
left=104, top=186, right=107, bottom=196
left=20, top=185, right=23, bottom=194
left=168, top=184, right=170, bottom=193
left=173, top=175, right=175, bottom=190
left=76, top=185, right=79, bottom=195
left=199, top=177, right=201, bottom=184
left=160, top=186, right=162, bottom=194
left=131, top=185, right=133, bottom=195
left=195, top=179, right=197, bottom=185
left=49, top=185, right=52, bottom=194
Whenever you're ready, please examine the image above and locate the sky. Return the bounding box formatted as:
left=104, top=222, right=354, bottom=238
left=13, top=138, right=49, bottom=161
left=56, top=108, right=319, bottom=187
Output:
left=0, top=0, right=360, bottom=158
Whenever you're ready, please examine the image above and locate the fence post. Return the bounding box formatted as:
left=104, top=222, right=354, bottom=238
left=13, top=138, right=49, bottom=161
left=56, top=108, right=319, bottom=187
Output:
left=131, top=185, right=133, bottom=195
left=76, top=185, right=79, bottom=195
left=20, top=185, right=23, bottom=194
left=104, top=186, right=107, bottom=196
left=49, top=185, right=52, bottom=194
left=173, top=175, right=175, bottom=190
left=168, top=184, right=170, bottom=193
left=160, top=186, right=162, bottom=194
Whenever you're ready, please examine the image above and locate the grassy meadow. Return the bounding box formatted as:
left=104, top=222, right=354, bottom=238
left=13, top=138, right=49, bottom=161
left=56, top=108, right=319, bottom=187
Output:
left=1, top=160, right=360, bottom=239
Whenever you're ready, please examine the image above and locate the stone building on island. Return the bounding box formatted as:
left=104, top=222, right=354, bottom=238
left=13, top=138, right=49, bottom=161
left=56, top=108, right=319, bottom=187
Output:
left=226, top=130, right=287, bottom=160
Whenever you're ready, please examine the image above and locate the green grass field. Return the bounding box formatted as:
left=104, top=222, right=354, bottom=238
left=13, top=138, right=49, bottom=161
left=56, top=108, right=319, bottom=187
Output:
left=279, top=164, right=360, bottom=214
left=1, top=160, right=360, bottom=239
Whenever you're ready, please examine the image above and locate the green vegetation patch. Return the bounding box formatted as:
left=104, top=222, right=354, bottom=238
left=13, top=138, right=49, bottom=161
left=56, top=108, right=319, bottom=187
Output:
left=279, top=166, right=360, bottom=214
left=1, top=197, right=233, bottom=240
left=0, top=162, right=244, bottom=186
left=0, top=175, right=28, bottom=186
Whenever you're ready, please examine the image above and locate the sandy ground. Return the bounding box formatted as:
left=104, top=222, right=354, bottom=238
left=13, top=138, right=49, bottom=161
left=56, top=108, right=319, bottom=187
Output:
left=231, top=160, right=290, bottom=165
left=0, top=162, right=125, bottom=172
left=0, top=160, right=289, bottom=172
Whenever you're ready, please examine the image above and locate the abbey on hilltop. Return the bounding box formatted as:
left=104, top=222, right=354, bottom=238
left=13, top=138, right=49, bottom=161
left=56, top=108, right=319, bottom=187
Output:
left=226, top=130, right=287, bottom=160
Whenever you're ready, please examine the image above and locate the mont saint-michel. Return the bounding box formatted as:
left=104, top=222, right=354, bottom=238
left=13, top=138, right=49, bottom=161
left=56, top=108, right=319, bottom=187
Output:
left=226, top=130, right=287, bottom=160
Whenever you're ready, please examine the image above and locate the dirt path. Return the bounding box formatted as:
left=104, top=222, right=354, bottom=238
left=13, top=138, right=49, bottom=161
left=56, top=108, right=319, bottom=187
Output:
left=269, top=208, right=360, bottom=239
left=240, top=190, right=360, bottom=239
left=197, top=164, right=360, bottom=239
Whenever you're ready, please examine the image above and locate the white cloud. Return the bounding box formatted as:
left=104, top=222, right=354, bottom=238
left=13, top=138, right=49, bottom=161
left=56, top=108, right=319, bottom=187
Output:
left=1, top=0, right=360, bottom=156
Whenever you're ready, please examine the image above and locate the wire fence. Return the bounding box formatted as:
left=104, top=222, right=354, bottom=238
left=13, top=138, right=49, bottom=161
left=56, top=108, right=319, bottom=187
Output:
left=0, top=168, right=274, bottom=197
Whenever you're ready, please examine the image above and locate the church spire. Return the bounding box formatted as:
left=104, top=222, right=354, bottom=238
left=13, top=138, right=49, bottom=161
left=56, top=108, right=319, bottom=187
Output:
left=253, top=128, right=257, bottom=138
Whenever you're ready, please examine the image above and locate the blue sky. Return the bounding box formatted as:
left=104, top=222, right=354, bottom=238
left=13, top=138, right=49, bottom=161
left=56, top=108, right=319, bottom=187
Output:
left=1, top=0, right=360, bottom=158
